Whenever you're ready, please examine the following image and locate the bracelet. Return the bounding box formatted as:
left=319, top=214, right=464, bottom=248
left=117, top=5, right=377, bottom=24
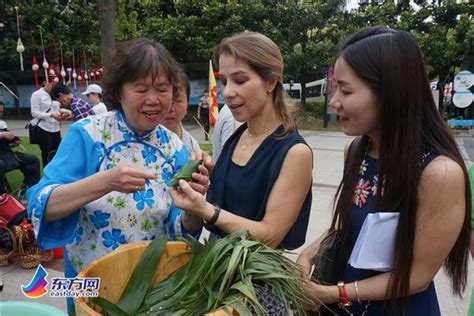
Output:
left=337, top=281, right=352, bottom=307
left=354, top=280, right=361, bottom=304
left=203, top=204, right=221, bottom=226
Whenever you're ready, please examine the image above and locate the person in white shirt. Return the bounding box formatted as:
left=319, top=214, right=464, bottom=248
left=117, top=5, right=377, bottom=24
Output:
left=82, top=84, right=108, bottom=115
left=212, top=104, right=239, bottom=162
left=163, top=71, right=200, bottom=153
left=30, top=80, right=61, bottom=166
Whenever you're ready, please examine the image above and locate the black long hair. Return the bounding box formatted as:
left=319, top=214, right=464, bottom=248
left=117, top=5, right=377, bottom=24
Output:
left=332, top=26, right=470, bottom=299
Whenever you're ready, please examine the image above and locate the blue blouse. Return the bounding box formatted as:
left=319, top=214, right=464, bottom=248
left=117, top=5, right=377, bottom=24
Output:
left=27, top=110, right=200, bottom=276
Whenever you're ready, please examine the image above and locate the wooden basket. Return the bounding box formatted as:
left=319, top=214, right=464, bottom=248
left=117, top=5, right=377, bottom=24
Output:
left=75, top=241, right=237, bottom=316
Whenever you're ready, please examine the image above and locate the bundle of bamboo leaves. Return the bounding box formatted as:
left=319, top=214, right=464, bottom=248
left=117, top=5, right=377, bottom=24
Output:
left=92, top=230, right=312, bottom=315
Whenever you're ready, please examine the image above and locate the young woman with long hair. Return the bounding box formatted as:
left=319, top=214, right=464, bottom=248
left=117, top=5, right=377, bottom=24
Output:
left=169, top=31, right=313, bottom=250
left=298, top=26, right=471, bottom=315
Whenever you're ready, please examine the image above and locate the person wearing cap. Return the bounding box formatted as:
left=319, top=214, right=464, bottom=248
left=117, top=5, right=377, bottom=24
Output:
left=83, top=84, right=108, bottom=115
left=51, top=84, right=95, bottom=121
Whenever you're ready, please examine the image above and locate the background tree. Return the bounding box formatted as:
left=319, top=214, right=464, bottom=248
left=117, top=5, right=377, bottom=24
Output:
left=99, top=0, right=117, bottom=65
left=0, top=0, right=99, bottom=112
left=1, top=0, right=471, bottom=112
left=350, top=1, right=473, bottom=110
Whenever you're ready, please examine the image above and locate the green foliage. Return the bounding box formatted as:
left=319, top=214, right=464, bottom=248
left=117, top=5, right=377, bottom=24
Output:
left=140, top=230, right=311, bottom=315
left=117, top=238, right=168, bottom=314
left=91, top=231, right=311, bottom=315
left=1, top=0, right=471, bottom=99
left=199, top=143, right=213, bottom=155
left=350, top=1, right=473, bottom=83
left=304, top=101, right=326, bottom=117
left=0, top=0, right=100, bottom=71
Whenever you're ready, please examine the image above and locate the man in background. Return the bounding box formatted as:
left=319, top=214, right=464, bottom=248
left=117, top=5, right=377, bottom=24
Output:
left=0, top=100, right=40, bottom=194
left=51, top=83, right=95, bottom=121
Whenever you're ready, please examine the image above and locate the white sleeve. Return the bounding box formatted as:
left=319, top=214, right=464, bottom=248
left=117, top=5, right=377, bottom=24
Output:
left=220, top=116, right=236, bottom=146
left=30, top=92, right=52, bottom=120
left=92, top=103, right=107, bottom=115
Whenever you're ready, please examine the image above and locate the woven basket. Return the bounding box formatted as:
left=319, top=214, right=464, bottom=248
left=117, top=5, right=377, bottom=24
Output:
left=0, top=226, right=17, bottom=266
left=14, top=225, right=42, bottom=269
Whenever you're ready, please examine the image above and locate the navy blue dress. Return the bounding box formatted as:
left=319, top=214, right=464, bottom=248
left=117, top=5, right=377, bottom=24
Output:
left=343, top=153, right=441, bottom=315
left=206, top=123, right=312, bottom=250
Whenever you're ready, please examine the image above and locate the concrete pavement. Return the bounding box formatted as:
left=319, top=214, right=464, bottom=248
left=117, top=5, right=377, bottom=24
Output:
left=0, top=120, right=472, bottom=315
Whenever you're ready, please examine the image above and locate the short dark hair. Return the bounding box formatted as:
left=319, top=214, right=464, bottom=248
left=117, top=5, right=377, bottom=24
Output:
left=0, top=100, right=5, bottom=106
left=88, top=92, right=103, bottom=99
left=51, top=84, right=72, bottom=100
left=102, top=38, right=181, bottom=111
left=175, top=69, right=190, bottom=101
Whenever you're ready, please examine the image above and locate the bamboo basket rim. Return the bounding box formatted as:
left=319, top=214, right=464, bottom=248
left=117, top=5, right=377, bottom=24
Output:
left=75, top=241, right=236, bottom=316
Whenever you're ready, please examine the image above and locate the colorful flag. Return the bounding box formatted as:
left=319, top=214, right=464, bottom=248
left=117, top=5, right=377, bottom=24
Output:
left=209, top=60, right=219, bottom=126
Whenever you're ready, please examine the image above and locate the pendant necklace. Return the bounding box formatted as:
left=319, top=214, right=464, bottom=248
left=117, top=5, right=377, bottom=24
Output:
left=240, top=132, right=256, bottom=151
left=240, top=120, right=281, bottom=151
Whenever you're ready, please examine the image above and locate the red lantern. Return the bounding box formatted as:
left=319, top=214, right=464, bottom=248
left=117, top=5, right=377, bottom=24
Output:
left=31, top=55, right=39, bottom=87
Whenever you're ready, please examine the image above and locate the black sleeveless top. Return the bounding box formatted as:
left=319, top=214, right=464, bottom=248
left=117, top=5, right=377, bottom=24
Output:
left=206, top=123, right=312, bottom=249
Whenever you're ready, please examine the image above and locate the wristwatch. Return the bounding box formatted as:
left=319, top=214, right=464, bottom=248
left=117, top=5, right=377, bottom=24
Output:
left=203, top=204, right=221, bottom=227
left=337, top=281, right=352, bottom=307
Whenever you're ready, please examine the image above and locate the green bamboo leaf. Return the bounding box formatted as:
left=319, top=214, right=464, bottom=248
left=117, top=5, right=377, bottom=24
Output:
left=117, top=238, right=167, bottom=314
left=140, top=230, right=312, bottom=314
left=230, top=281, right=257, bottom=304
left=90, top=297, right=129, bottom=316
left=219, top=244, right=244, bottom=295
left=222, top=294, right=252, bottom=316
left=171, top=160, right=202, bottom=187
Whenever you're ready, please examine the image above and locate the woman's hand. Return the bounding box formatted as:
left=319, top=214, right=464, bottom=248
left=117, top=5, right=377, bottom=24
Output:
left=189, top=150, right=214, bottom=195
left=296, top=252, right=313, bottom=279
left=302, top=281, right=322, bottom=311
left=105, top=164, right=157, bottom=193
left=168, top=180, right=212, bottom=218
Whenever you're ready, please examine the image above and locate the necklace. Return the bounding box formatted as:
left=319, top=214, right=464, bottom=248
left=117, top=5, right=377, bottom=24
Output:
left=240, top=132, right=256, bottom=151
left=240, top=123, right=279, bottom=151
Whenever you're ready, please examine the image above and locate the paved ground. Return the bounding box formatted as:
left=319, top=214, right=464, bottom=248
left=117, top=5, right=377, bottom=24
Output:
left=1, top=120, right=473, bottom=315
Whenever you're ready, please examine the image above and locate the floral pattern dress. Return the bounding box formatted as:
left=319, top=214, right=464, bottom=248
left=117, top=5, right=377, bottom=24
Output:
left=27, top=110, right=197, bottom=277
left=343, top=152, right=440, bottom=315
